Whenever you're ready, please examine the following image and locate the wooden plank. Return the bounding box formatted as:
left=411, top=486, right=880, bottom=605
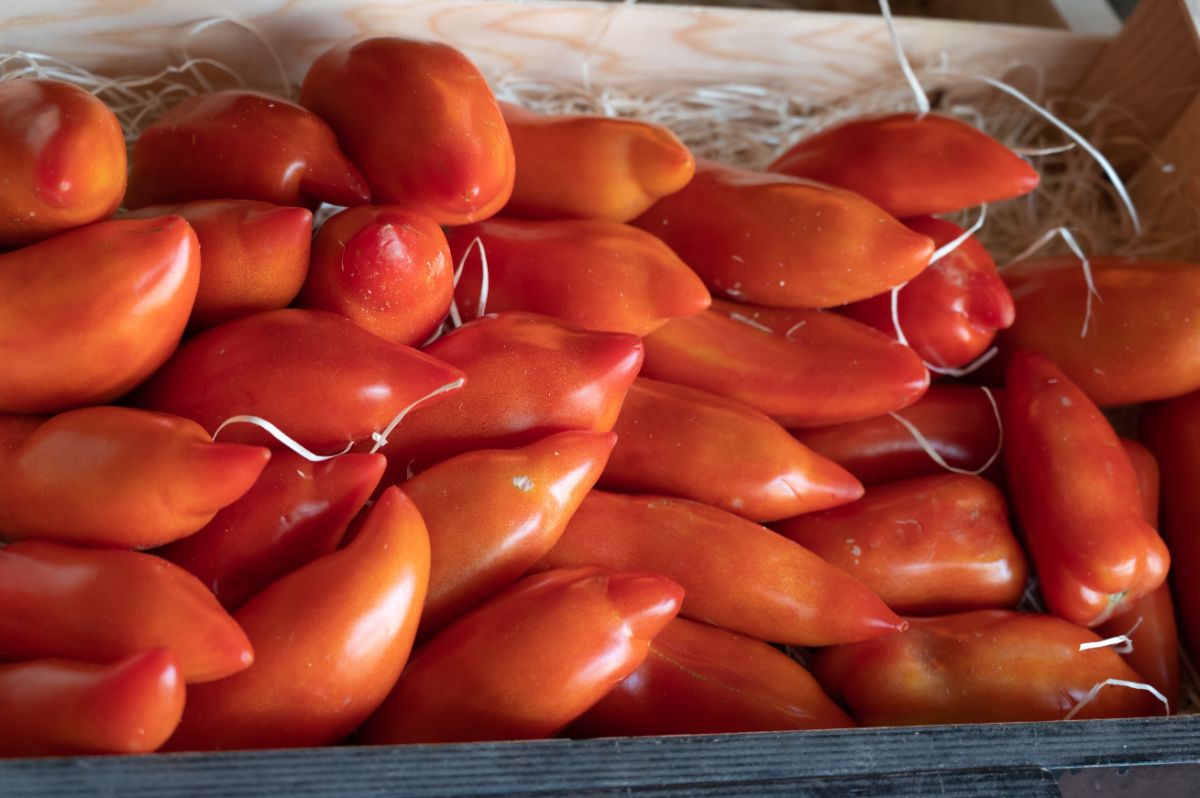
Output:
left=0, top=0, right=1108, bottom=102
left=1, top=716, right=1196, bottom=798
left=1073, top=0, right=1200, bottom=173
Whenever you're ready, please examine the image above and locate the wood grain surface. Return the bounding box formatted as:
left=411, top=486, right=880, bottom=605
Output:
left=0, top=0, right=1108, bottom=101
left=2, top=716, right=1197, bottom=797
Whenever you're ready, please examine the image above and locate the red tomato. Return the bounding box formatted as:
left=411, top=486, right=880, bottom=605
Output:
left=301, top=37, right=514, bottom=225
left=0, top=78, right=126, bottom=247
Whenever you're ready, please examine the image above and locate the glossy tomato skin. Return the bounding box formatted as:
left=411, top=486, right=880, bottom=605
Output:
left=1004, top=351, right=1168, bottom=627
left=793, top=384, right=1002, bottom=486
left=776, top=474, right=1027, bottom=615
left=0, top=216, right=199, bottom=414
left=136, top=308, right=465, bottom=451
left=124, top=200, right=313, bottom=331
left=641, top=300, right=928, bottom=428
left=812, top=611, right=1164, bottom=725
left=601, top=378, right=862, bottom=522
left=405, top=430, right=616, bottom=636
left=842, top=216, right=1015, bottom=368
left=0, top=407, right=269, bottom=549
left=768, top=113, right=1039, bottom=218
left=536, top=491, right=904, bottom=646
left=0, top=541, right=252, bottom=683
left=299, top=205, right=452, bottom=346
left=165, top=488, right=429, bottom=751
left=632, top=159, right=934, bottom=308
left=0, top=78, right=126, bottom=247
left=1001, top=257, right=1200, bottom=405
left=500, top=102, right=695, bottom=222
left=379, top=312, right=642, bottom=479
left=447, top=218, right=710, bottom=336
left=301, top=37, right=514, bottom=225
left=358, top=566, right=683, bottom=744
left=156, top=451, right=385, bottom=610
left=1141, top=392, right=1200, bottom=675
left=0, top=649, right=185, bottom=757
left=568, top=618, right=853, bottom=737
left=126, top=90, right=369, bottom=209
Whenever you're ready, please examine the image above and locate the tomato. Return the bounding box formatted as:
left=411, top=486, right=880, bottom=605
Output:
left=776, top=474, right=1026, bottom=614
left=0, top=650, right=184, bottom=757
left=1140, top=391, right=1200, bottom=677
left=124, top=200, right=313, bottom=331
left=359, top=566, right=682, bottom=744
left=156, top=451, right=385, bottom=610
left=499, top=102, right=695, bottom=222
left=404, top=430, right=616, bottom=636
left=793, top=384, right=1002, bottom=486
left=1004, top=351, right=1168, bottom=626
left=0, top=541, right=252, bottom=683
left=641, top=300, right=928, bottom=427
left=812, top=611, right=1164, bottom=725
left=378, top=312, right=642, bottom=479
left=126, top=90, right=369, bottom=208
left=0, top=216, right=199, bottom=414
left=136, top=308, right=465, bottom=451
left=841, top=216, right=1014, bottom=368
left=602, top=377, right=862, bottom=521
left=0, top=407, right=269, bottom=549
left=568, top=618, right=853, bottom=736
left=164, top=488, right=429, bottom=750
left=767, top=113, right=1038, bottom=217
left=0, top=78, right=125, bottom=247
left=301, top=37, right=514, bottom=225
left=1001, top=256, right=1200, bottom=405
left=632, top=158, right=934, bottom=308
left=447, top=218, right=710, bottom=336
left=537, top=491, right=904, bottom=645
left=299, top=205, right=452, bottom=347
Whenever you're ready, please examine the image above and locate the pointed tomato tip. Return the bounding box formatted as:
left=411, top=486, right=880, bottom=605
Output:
left=608, top=572, right=685, bottom=638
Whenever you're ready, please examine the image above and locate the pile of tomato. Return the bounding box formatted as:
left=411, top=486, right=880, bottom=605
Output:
left=2, top=33, right=1199, bottom=757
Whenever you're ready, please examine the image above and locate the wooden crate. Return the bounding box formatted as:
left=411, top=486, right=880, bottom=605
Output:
left=2, top=1, right=1200, bottom=794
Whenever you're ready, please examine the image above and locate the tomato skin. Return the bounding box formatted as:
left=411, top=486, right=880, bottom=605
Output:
left=405, top=430, right=616, bottom=637
left=1001, top=257, right=1200, bottom=405
left=793, top=384, right=1002, bottom=486
left=0, top=407, right=269, bottom=549
left=0, top=541, right=252, bottom=683
left=536, top=491, right=904, bottom=646
left=568, top=618, right=853, bottom=737
left=1140, top=392, right=1200, bottom=679
left=0, top=649, right=185, bottom=757
left=379, top=312, right=642, bottom=479
left=768, top=113, right=1038, bottom=218
left=125, top=200, right=313, bottom=331
left=1004, top=351, right=1168, bottom=627
left=812, top=611, right=1164, bottom=725
left=500, top=102, right=695, bottom=222
left=156, top=451, right=385, bottom=611
left=300, top=37, right=513, bottom=225
left=127, top=90, right=369, bottom=209
left=136, top=308, right=465, bottom=451
left=776, top=474, right=1026, bottom=615
left=632, top=159, right=934, bottom=308
left=0, top=78, right=126, bottom=247
left=358, top=566, right=683, bottom=744
left=0, top=216, right=199, bottom=415
left=164, top=487, right=429, bottom=751
left=842, top=216, right=1015, bottom=368
left=299, top=205, right=452, bottom=347
left=602, top=378, right=862, bottom=522
left=447, top=218, right=711, bottom=337
left=641, top=300, right=928, bottom=428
